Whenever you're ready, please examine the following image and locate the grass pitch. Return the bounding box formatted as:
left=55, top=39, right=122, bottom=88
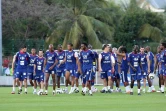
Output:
left=0, top=87, right=165, bottom=111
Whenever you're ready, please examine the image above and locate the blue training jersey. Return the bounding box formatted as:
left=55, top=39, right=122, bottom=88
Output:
left=128, top=52, right=141, bottom=73
left=28, top=54, right=38, bottom=73
left=56, top=50, right=66, bottom=69
left=160, top=50, right=166, bottom=69
left=147, top=51, right=154, bottom=72
left=140, top=53, right=147, bottom=71
left=65, top=50, right=77, bottom=69
left=121, top=53, right=129, bottom=71
left=34, top=57, right=45, bottom=73
left=45, top=51, right=57, bottom=67
left=112, top=53, right=118, bottom=72
left=100, top=52, right=112, bottom=71
left=80, top=50, right=94, bottom=69
left=15, top=51, right=30, bottom=70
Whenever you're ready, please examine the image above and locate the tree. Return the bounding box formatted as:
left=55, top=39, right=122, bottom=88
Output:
left=47, top=0, right=123, bottom=49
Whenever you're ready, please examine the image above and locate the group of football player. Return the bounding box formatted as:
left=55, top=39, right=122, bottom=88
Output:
left=10, top=42, right=166, bottom=96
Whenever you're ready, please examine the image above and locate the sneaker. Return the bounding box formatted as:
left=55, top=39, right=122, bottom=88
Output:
left=44, top=92, right=48, bottom=95
left=52, top=91, right=56, bottom=95
left=81, top=91, right=85, bottom=96
left=24, top=92, right=27, bottom=94
left=92, top=88, right=98, bottom=93
left=156, top=89, right=161, bottom=93
left=142, top=89, right=145, bottom=93
left=138, top=93, right=141, bottom=95
left=116, top=89, right=122, bottom=93
left=64, top=89, right=68, bottom=94
left=33, top=91, right=37, bottom=94
left=147, top=89, right=152, bottom=93
left=11, top=91, right=15, bottom=94
left=18, top=89, right=22, bottom=94
left=108, top=89, right=112, bottom=93
left=100, top=89, right=106, bottom=93
left=130, top=92, right=133, bottom=95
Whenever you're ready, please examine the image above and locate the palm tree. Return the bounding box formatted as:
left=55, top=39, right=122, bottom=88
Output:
left=46, top=0, right=122, bottom=49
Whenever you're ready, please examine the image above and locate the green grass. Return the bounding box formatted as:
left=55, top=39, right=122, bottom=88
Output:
left=0, top=86, right=166, bottom=111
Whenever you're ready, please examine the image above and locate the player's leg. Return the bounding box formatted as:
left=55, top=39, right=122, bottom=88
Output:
left=69, top=69, right=76, bottom=94
left=115, top=73, right=121, bottom=92
left=11, top=73, right=17, bottom=94
left=121, top=71, right=130, bottom=93
left=28, top=73, right=34, bottom=87
left=16, top=71, right=23, bottom=94
left=39, top=73, right=44, bottom=95
left=147, top=75, right=152, bottom=92
left=160, top=70, right=165, bottom=93
left=33, top=78, right=37, bottom=94
left=65, top=70, right=70, bottom=93
left=107, top=71, right=112, bottom=93
left=137, top=73, right=142, bottom=95
left=75, top=72, right=80, bottom=93
left=44, top=73, right=50, bottom=95
left=130, top=74, right=135, bottom=95
left=23, top=72, right=28, bottom=94
left=51, top=73, right=56, bottom=95
left=56, top=70, right=62, bottom=93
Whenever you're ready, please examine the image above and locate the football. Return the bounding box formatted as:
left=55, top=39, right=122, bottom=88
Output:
left=149, top=73, right=155, bottom=80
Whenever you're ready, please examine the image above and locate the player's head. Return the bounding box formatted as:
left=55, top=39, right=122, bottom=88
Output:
left=140, top=46, right=145, bottom=53
left=88, top=44, right=92, bottom=50
left=67, top=43, right=73, bottom=50
left=31, top=48, right=36, bottom=55
left=21, top=45, right=27, bottom=52
left=157, top=46, right=161, bottom=53
left=108, top=45, right=112, bottom=52
left=38, top=50, right=44, bottom=57
left=81, top=43, right=88, bottom=50
left=49, top=44, right=54, bottom=51
left=57, top=44, right=62, bottom=51
left=133, top=45, right=139, bottom=53
left=120, top=46, right=127, bottom=53
left=112, top=47, right=117, bottom=53
left=160, top=42, right=166, bottom=50
left=102, top=44, right=110, bottom=52
left=145, top=46, right=151, bottom=52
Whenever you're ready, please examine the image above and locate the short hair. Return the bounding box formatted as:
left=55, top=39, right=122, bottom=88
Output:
left=58, top=44, right=62, bottom=47
left=120, top=46, right=127, bottom=53
left=21, top=45, right=27, bottom=48
left=161, top=43, right=166, bottom=48
left=68, top=43, right=73, bottom=47
left=102, top=44, right=109, bottom=50
left=81, top=43, right=88, bottom=47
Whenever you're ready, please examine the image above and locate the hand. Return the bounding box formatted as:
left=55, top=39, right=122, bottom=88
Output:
left=148, top=69, right=150, bottom=74
left=33, top=71, right=36, bottom=76
left=49, top=66, right=54, bottom=70
left=98, top=68, right=102, bottom=72
left=132, top=67, right=137, bottom=72
left=111, top=68, right=115, bottom=74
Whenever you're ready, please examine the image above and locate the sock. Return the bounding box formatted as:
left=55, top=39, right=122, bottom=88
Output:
left=89, top=90, right=92, bottom=94
left=65, top=87, right=68, bottom=90
left=82, top=87, right=84, bottom=91
left=130, top=88, right=133, bottom=92
left=91, top=80, right=94, bottom=86
left=91, top=85, right=95, bottom=90
left=107, top=86, right=111, bottom=90
left=161, top=85, right=164, bottom=92
left=25, top=88, right=27, bottom=92
left=116, top=87, right=119, bottom=90
left=151, top=85, right=155, bottom=90
left=84, top=87, right=87, bottom=93
left=75, top=87, right=78, bottom=90
left=13, top=87, right=15, bottom=92
left=34, top=89, right=37, bottom=92
left=104, top=87, right=108, bottom=91
left=53, top=90, right=55, bottom=93
left=138, top=89, right=140, bottom=93
left=40, top=89, right=43, bottom=92
left=45, top=90, right=48, bottom=93
left=19, top=86, right=21, bottom=90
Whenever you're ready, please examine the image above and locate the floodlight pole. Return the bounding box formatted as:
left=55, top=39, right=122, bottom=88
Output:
left=0, top=0, right=2, bottom=75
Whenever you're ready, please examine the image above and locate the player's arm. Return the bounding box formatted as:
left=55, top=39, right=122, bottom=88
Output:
left=34, top=59, right=37, bottom=75
left=128, top=54, right=136, bottom=71
left=154, top=55, right=158, bottom=74
left=98, top=54, right=102, bottom=72
left=146, top=53, right=151, bottom=74
left=111, top=55, right=115, bottom=73
left=139, top=56, right=143, bottom=73
left=49, top=54, right=58, bottom=70
left=26, top=53, right=31, bottom=65
left=75, top=52, right=81, bottom=73
left=12, top=55, right=16, bottom=74
left=117, top=46, right=125, bottom=57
